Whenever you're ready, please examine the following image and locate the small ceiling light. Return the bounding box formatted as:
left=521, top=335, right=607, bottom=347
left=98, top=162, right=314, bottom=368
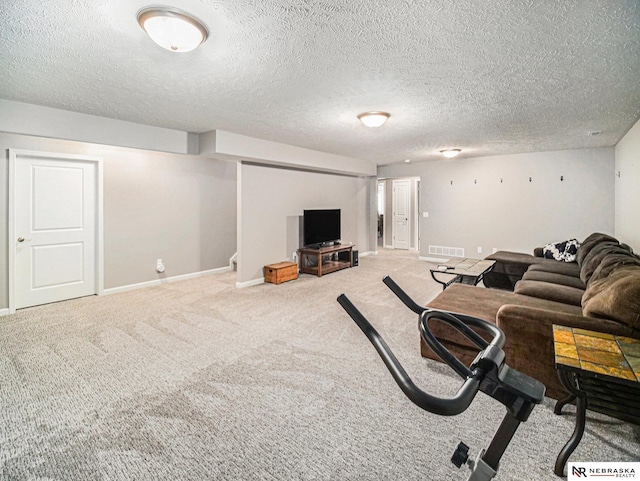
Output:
left=404, top=159, right=411, bottom=163
left=357, top=111, right=390, bottom=128
left=137, top=6, right=209, bottom=52
left=440, top=149, right=461, bottom=158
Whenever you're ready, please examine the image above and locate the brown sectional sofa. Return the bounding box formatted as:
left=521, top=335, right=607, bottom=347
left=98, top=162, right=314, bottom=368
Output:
left=423, top=233, right=640, bottom=399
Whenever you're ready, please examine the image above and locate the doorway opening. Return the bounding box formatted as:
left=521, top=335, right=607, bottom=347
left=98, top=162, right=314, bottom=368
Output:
left=377, top=177, right=420, bottom=251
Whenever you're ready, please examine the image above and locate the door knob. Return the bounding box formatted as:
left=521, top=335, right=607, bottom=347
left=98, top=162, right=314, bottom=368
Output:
left=17, top=237, right=25, bottom=242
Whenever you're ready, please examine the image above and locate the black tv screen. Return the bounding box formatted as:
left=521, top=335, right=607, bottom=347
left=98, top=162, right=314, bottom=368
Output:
left=303, top=209, right=341, bottom=247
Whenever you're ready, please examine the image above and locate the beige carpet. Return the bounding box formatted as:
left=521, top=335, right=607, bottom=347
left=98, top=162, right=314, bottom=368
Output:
left=0, top=249, right=638, bottom=480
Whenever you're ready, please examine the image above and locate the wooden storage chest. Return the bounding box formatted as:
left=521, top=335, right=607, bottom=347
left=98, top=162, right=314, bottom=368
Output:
left=264, top=261, right=298, bottom=285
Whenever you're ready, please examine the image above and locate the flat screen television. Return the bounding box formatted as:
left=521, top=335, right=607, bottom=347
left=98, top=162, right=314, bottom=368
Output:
left=303, top=209, right=341, bottom=247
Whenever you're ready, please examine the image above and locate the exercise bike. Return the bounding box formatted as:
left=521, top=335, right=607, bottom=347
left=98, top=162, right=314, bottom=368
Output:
left=337, top=276, right=545, bottom=481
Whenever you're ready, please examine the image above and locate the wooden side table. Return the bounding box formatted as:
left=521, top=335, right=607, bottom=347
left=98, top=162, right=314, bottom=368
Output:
left=552, top=325, right=640, bottom=476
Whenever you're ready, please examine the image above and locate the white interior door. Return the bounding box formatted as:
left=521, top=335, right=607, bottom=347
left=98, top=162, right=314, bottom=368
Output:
left=11, top=151, right=101, bottom=310
left=392, top=179, right=410, bottom=249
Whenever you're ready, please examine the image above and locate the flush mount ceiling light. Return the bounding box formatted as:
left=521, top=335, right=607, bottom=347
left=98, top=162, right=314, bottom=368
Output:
left=137, top=6, right=209, bottom=52
left=357, top=111, right=390, bottom=128
left=440, top=149, right=461, bottom=158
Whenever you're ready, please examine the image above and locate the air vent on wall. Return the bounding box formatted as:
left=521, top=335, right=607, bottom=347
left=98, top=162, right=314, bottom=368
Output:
left=428, top=245, right=465, bottom=258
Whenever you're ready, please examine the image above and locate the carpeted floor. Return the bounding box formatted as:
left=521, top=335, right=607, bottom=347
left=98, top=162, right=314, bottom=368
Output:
left=0, top=249, right=638, bottom=480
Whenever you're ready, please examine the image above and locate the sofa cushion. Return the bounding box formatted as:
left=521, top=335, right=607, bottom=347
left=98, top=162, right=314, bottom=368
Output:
left=527, top=261, right=581, bottom=277
left=589, top=252, right=640, bottom=285
left=542, top=238, right=580, bottom=262
left=580, top=243, right=632, bottom=284
left=577, top=232, right=619, bottom=266
left=514, top=280, right=584, bottom=306
left=582, top=266, right=640, bottom=332
left=521, top=270, right=586, bottom=289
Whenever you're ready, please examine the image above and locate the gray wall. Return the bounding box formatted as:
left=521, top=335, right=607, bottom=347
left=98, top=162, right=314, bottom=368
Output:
left=1, top=132, right=237, bottom=308
left=378, top=148, right=615, bottom=258
left=615, top=117, right=640, bottom=249
left=237, top=163, right=372, bottom=284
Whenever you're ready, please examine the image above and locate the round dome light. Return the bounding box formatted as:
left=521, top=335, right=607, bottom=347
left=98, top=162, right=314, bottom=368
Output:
left=440, top=149, right=462, bottom=158
left=137, top=6, right=208, bottom=53
left=357, top=111, right=391, bottom=128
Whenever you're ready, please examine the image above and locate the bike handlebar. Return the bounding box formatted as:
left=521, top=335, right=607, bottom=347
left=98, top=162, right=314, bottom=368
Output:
left=383, top=276, right=503, bottom=350
left=338, top=294, right=484, bottom=416
left=337, top=276, right=510, bottom=417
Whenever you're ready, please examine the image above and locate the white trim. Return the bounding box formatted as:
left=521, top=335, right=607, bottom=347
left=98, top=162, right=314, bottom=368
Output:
left=8, top=149, right=104, bottom=314
left=103, top=266, right=231, bottom=295
left=359, top=251, right=376, bottom=257
left=235, top=277, right=265, bottom=288
left=8, top=151, right=15, bottom=314
left=0, top=308, right=9, bottom=317
left=96, top=159, right=104, bottom=296
left=419, top=256, right=451, bottom=263
left=229, top=252, right=238, bottom=270
left=383, top=244, right=394, bottom=249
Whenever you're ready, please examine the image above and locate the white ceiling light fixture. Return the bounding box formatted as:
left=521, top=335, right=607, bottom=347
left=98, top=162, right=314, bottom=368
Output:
left=137, top=6, right=209, bottom=52
left=440, top=149, right=461, bottom=158
left=357, top=111, right=391, bottom=128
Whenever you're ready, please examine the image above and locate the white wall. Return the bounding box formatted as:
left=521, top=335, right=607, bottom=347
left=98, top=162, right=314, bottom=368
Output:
left=378, top=148, right=615, bottom=258
left=237, top=163, right=372, bottom=285
left=0, top=132, right=237, bottom=308
left=615, top=117, right=640, bottom=249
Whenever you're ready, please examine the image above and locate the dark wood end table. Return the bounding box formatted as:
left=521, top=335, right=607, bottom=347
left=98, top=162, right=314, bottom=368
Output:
left=429, top=258, right=495, bottom=290
left=552, top=325, right=640, bottom=476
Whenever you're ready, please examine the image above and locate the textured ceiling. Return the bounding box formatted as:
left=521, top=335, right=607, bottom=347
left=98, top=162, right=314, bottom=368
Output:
left=1, top=0, right=639, bottom=165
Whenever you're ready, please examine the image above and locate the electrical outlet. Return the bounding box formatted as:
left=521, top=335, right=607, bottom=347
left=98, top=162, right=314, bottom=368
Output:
left=477, top=246, right=482, bottom=254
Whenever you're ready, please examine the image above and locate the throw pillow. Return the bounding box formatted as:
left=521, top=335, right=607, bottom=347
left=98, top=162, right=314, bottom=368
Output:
left=542, top=238, right=581, bottom=262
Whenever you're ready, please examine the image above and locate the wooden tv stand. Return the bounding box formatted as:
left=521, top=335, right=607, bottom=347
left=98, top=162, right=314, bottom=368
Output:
left=298, top=244, right=353, bottom=277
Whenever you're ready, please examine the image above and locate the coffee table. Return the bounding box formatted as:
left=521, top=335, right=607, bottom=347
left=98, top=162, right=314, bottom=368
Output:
left=552, top=325, right=640, bottom=476
left=429, top=258, right=495, bottom=290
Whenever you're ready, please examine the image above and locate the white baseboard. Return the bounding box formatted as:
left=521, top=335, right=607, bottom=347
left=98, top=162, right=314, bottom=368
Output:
left=103, top=266, right=232, bottom=296
left=236, top=277, right=264, bottom=289
left=383, top=244, right=394, bottom=249
left=419, top=256, right=451, bottom=263
left=0, top=308, right=9, bottom=317
left=359, top=251, right=376, bottom=257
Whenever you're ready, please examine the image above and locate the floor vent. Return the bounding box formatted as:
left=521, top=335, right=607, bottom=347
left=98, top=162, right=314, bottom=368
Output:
left=428, top=245, right=465, bottom=258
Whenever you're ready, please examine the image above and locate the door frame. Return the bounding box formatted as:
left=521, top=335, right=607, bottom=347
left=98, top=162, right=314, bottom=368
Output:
left=8, top=149, right=104, bottom=314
